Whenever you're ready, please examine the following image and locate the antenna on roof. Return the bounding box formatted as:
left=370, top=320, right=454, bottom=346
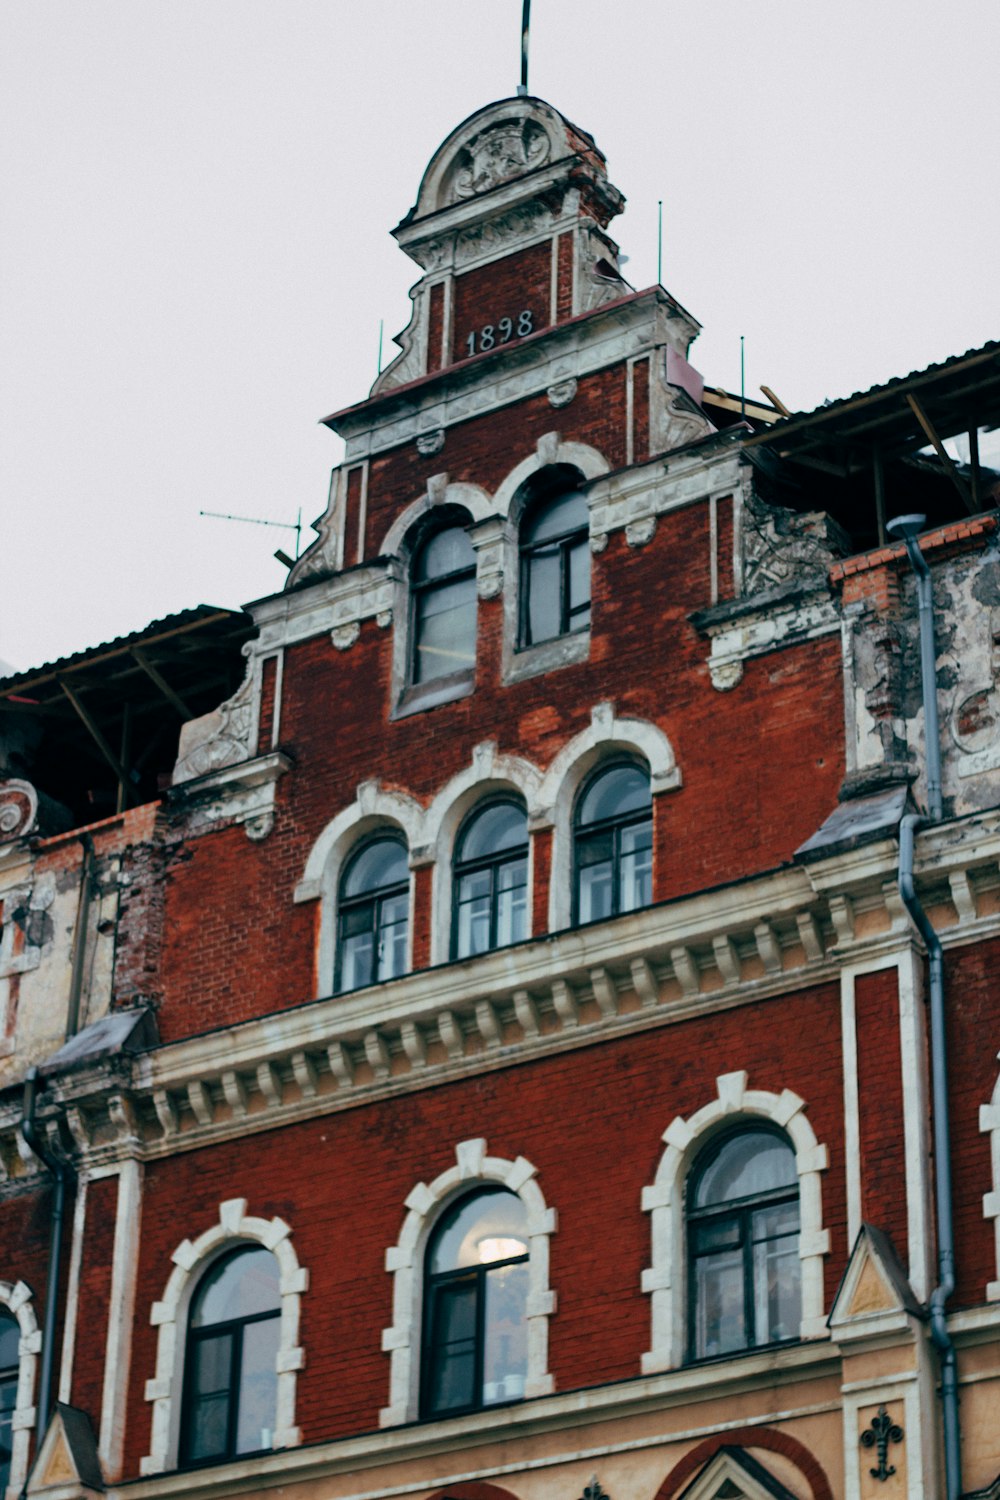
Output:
left=740, top=335, right=746, bottom=419
left=377, top=319, right=384, bottom=376
left=200, top=508, right=303, bottom=568
left=657, top=200, right=663, bottom=285
left=517, top=0, right=531, bottom=96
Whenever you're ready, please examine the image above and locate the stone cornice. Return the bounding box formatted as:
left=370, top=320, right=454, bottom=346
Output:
left=3, top=812, right=999, bottom=1182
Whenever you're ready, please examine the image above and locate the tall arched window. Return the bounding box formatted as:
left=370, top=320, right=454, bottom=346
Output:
left=0, top=1312, right=19, bottom=1498
left=573, top=761, right=652, bottom=924
left=687, top=1128, right=801, bottom=1361
left=336, top=835, right=409, bottom=993
left=180, top=1246, right=281, bottom=1467
left=412, top=526, right=477, bottom=685
left=422, top=1188, right=530, bottom=1419
left=452, top=801, right=529, bottom=958
left=519, top=469, right=590, bottom=648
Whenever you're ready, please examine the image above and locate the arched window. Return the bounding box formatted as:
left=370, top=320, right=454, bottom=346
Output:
left=0, top=1312, right=19, bottom=1498
left=422, top=1187, right=530, bottom=1419
left=687, top=1128, right=800, bottom=1361
left=336, top=835, right=409, bottom=993
left=573, top=760, right=652, bottom=923
left=180, top=1246, right=281, bottom=1467
left=519, top=470, right=590, bottom=648
left=452, top=801, right=529, bottom=958
left=412, top=526, right=477, bottom=685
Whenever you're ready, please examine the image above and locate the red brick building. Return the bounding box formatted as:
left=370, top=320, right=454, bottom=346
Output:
left=2, top=94, right=1000, bottom=1500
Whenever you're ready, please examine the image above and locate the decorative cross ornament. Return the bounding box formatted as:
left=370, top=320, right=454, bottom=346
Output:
left=860, top=1404, right=905, bottom=1482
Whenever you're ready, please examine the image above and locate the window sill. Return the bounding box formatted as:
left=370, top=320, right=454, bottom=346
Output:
left=504, top=629, right=589, bottom=685
left=393, top=669, right=475, bottom=719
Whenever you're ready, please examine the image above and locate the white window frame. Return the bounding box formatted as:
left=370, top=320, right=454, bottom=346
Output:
left=140, top=1198, right=307, bottom=1476
left=981, top=1062, right=1000, bottom=1301
left=641, top=1070, right=830, bottom=1373
left=380, top=1137, right=556, bottom=1426
left=0, top=1280, right=40, bottom=1500
left=293, top=780, right=424, bottom=998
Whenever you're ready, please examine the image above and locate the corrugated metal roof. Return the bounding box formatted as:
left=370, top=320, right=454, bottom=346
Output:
left=0, top=604, right=246, bottom=696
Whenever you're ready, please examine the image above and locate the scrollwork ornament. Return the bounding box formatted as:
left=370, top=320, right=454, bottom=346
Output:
left=590, top=532, right=609, bottom=554
left=860, top=1404, right=904, bottom=1482
left=625, top=516, right=657, bottom=548
left=416, top=429, right=445, bottom=457
left=709, top=658, right=744, bottom=692
left=0, top=780, right=38, bottom=841
left=331, top=622, right=361, bottom=652
left=578, top=1478, right=610, bottom=1500
left=547, top=378, right=578, bottom=409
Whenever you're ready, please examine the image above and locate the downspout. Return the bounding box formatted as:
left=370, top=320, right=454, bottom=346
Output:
left=19, top=1068, right=74, bottom=1449
left=886, top=514, right=960, bottom=1500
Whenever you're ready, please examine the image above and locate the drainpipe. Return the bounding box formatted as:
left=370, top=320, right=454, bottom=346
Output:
left=19, top=1067, right=74, bottom=1443
left=886, top=514, right=960, bottom=1500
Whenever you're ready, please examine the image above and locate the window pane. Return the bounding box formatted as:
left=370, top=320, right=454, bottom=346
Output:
left=496, top=857, right=527, bottom=946
left=429, top=1189, right=528, bottom=1274
left=415, top=578, right=477, bottom=682
left=694, top=1132, right=797, bottom=1210
left=0, top=1316, right=17, bottom=1369
left=185, top=1333, right=233, bottom=1461
left=415, top=527, right=475, bottom=581
left=458, top=803, right=527, bottom=862
left=235, top=1316, right=280, bottom=1454
left=482, top=1260, right=529, bottom=1404
left=619, top=818, right=652, bottom=911
left=523, top=490, right=587, bottom=544
left=752, top=1229, right=801, bottom=1344
left=578, top=857, right=613, bottom=923
left=0, top=1374, right=16, bottom=1497
left=567, top=537, right=591, bottom=627
left=578, top=764, right=651, bottom=825
left=456, top=869, right=492, bottom=958
left=191, top=1248, right=281, bottom=1327
left=339, top=930, right=374, bottom=991
left=342, top=838, right=408, bottom=898
left=377, top=893, right=409, bottom=980
left=526, top=547, right=561, bottom=644
left=694, top=1248, right=745, bottom=1359
left=426, top=1278, right=478, bottom=1413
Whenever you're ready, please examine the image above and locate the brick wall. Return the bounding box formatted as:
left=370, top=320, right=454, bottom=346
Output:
left=854, top=968, right=907, bottom=1261
left=450, top=244, right=551, bottom=365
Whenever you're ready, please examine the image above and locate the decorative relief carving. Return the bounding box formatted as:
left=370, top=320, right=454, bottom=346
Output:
left=331, top=623, right=361, bottom=652
left=547, top=378, right=577, bottom=409
left=415, top=429, right=445, bottom=457
left=743, top=494, right=849, bottom=596
left=376, top=610, right=393, bottom=629
left=244, top=813, right=274, bottom=843
left=590, top=532, right=609, bottom=554
left=625, top=516, right=656, bottom=548
left=477, top=571, right=503, bottom=601
left=173, top=671, right=255, bottom=784
left=0, top=781, right=38, bottom=842
left=455, top=201, right=556, bottom=264
left=407, top=237, right=451, bottom=272
left=447, top=119, right=551, bottom=202
left=709, top=658, right=745, bottom=692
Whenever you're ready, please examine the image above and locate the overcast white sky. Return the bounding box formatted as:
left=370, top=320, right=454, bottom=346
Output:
left=2, top=0, right=998, bottom=673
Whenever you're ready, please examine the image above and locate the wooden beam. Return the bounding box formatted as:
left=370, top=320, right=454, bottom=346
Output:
left=59, top=679, right=136, bottom=805
left=905, top=394, right=975, bottom=513
left=130, top=648, right=195, bottom=720
left=969, top=426, right=981, bottom=510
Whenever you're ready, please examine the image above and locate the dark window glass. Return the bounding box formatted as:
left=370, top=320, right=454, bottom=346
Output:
left=520, top=482, right=590, bottom=647
left=336, top=836, right=409, bottom=993
left=422, top=1189, right=529, bottom=1418
left=412, top=526, right=477, bottom=684
left=0, top=1312, right=17, bottom=1499
left=181, top=1247, right=280, bottom=1467
left=687, top=1129, right=800, bottom=1362
left=453, top=801, right=529, bottom=958
left=574, top=762, right=652, bottom=924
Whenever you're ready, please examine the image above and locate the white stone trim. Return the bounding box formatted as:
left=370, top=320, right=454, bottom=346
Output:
left=491, top=433, right=609, bottom=521
left=422, top=743, right=543, bottom=965
left=537, top=701, right=682, bottom=929
left=139, top=1198, right=307, bottom=1475
left=294, top=780, right=424, bottom=998
left=379, top=1138, right=556, bottom=1427
left=0, top=1278, right=40, bottom=1500
left=99, top=1160, right=143, bottom=1477
left=641, top=1070, right=830, bottom=1372
left=58, top=1173, right=88, bottom=1403
left=981, top=1052, right=1000, bottom=1300
left=378, top=482, right=493, bottom=560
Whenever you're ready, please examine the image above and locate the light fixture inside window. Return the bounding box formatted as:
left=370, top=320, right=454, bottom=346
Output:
left=476, top=1234, right=527, bottom=1264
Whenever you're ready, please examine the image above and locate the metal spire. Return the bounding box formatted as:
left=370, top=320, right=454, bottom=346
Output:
left=517, top=0, right=531, bottom=96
